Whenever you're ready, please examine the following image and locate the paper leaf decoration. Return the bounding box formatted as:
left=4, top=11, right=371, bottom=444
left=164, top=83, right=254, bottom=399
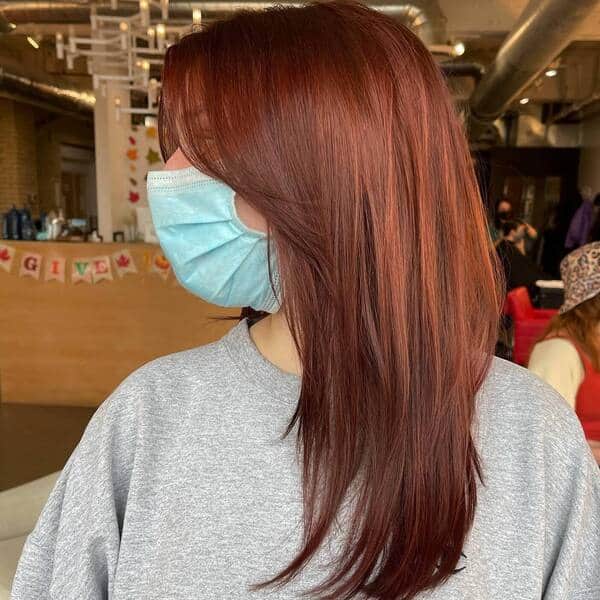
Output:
left=112, top=249, right=137, bottom=277
left=0, top=244, right=15, bottom=273
left=146, top=148, right=160, bottom=165
left=151, top=251, right=171, bottom=280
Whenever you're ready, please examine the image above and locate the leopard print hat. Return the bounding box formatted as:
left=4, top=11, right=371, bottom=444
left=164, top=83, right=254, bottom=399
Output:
left=559, top=241, right=600, bottom=314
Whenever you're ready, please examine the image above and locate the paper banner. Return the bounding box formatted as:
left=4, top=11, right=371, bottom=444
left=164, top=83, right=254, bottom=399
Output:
left=0, top=244, right=15, bottom=273
left=91, top=256, right=113, bottom=283
left=19, top=252, right=42, bottom=279
left=151, top=251, right=171, bottom=280
left=72, top=258, right=92, bottom=284
left=45, top=257, right=66, bottom=283
left=112, top=249, right=137, bottom=277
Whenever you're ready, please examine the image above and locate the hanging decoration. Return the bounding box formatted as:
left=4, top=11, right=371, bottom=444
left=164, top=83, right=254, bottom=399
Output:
left=45, top=257, right=67, bottom=283
left=0, top=245, right=171, bottom=285
left=91, top=256, right=113, bottom=283
left=19, top=252, right=42, bottom=279
left=146, top=148, right=160, bottom=165
left=112, top=249, right=138, bottom=277
left=151, top=251, right=171, bottom=280
left=72, top=258, right=93, bottom=284
left=54, top=0, right=200, bottom=120
left=0, top=244, right=16, bottom=273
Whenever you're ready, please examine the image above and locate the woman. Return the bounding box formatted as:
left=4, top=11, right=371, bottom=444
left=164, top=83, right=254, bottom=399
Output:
left=496, top=220, right=549, bottom=295
left=12, top=3, right=600, bottom=599
left=529, top=242, right=600, bottom=463
left=490, top=198, right=537, bottom=249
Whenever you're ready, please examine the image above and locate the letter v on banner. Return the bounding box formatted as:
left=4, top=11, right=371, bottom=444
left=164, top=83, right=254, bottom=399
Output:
left=71, top=258, right=92, bottom=283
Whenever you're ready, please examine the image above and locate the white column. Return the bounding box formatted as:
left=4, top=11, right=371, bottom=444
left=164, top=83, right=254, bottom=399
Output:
left=93, top=81, right=130, bottom=241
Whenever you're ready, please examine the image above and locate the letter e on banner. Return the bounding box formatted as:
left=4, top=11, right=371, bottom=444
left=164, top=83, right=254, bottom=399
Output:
left=92, top=256, right=113, bottom=283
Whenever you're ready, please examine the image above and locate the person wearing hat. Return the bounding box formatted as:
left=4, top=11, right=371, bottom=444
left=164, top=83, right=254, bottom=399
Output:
left=529, top=241, right=600, bottom=462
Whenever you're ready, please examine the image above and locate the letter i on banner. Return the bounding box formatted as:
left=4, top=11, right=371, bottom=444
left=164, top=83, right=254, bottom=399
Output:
left=91, top=256, right=113, bottom=283
left=0, top=244, right=15, bottom=273
left=45, top=257, right=66, bottom=282
left=72, top=258, right=92, bottom=283
left=19, top=253, right=43, bottom=279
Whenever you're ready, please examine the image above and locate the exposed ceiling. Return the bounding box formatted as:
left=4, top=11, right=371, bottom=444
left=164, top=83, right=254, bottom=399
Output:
left=0, top=0, right=599, bottom=138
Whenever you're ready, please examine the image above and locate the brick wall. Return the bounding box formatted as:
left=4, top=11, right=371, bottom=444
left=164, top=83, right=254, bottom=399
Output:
left=0, top=98, right=39, bottom=215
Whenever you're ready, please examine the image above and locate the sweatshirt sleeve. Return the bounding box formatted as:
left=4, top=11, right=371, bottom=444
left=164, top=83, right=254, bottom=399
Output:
left=10, top=374, right=141, bottom=600
left=541, top=396, right=600, bottom=599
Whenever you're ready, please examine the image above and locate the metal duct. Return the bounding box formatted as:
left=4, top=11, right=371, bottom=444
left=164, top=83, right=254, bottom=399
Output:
left=440, top=62, right=484, bottom=83
left=0, top=68, right=94, bottom=118
left=0, top=1, right=447, bottom=43
left=469, top=0, right=600, bottom=135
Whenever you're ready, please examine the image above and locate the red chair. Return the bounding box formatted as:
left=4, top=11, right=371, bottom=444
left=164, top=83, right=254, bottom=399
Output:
left=504, top=287, right=558, bottom=366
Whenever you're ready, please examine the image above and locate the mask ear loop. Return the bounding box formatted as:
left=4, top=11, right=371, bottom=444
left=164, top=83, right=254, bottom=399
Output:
left=266, top=229, right=281, bottom=309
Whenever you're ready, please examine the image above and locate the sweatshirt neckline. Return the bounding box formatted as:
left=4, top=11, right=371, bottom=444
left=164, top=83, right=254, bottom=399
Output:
left=221, top=318, right=301, bottom=400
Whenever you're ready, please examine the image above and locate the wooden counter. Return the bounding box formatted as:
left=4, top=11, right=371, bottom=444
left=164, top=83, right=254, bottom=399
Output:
left=0, top=241, right=237, bottom=407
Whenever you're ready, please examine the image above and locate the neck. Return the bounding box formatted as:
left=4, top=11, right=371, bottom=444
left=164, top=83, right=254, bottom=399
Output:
left=248, top=310, right=302, bottom=376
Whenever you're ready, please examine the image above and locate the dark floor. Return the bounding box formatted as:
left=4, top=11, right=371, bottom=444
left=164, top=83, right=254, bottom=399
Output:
left=0, top=403, right=96, bottom=491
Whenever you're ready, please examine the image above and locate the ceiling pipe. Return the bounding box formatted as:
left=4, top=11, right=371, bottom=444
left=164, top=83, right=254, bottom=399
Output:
left=0, top=68, right=94, bottom=118
left=441, top=62, right=484, bottom=83
left=469, top=0, right=600, bottom=138
left=0, top=1, right=447, bottom=43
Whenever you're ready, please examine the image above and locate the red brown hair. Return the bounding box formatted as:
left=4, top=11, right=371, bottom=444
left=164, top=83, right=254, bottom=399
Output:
left=539, top=293, right=600, bottom=371
left=159, top=3, right=503, bottom=598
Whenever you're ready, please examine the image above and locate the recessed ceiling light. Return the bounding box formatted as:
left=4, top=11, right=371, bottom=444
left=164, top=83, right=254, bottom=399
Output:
left=27, top=36, right=40, bottom=49
left=453, top=41, right=465, bottom=57
left=545, top=68, right=558, bottom=77
left=519, top=97, right=530, bottom=105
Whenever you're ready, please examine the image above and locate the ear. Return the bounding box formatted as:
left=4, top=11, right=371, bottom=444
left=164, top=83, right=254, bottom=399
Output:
left=165, top=147, right=192, bottom=170
left=234, top=194, right=269, bottom=234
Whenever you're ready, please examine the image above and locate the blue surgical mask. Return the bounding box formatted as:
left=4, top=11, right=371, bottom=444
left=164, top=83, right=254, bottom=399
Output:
left=147, top=166, right=280, bottom=313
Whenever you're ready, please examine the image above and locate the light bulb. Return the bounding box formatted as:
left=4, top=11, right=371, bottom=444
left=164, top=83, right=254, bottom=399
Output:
left=119, top=21, right=129, bottom=32
left=545, top=68, right=558, bottom=78
left=519, top=97, right=530, bottom=105
left=453, top=41, right=465, bottom=56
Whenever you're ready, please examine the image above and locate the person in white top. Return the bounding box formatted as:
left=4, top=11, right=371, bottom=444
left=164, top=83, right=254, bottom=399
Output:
left=528, top=242, right=600, bottom=462
left=529, top=337, right=585, bottom=406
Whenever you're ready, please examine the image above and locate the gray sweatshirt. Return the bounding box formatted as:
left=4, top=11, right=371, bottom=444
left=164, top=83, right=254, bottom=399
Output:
left=10, top=319, right=600, bottom=599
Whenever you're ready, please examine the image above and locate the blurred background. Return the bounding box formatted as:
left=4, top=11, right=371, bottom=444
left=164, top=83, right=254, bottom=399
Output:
left=0, top=0, right=600, bottom=594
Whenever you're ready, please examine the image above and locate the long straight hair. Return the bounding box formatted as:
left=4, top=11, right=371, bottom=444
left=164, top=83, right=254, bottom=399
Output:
left=159, top=3, right=503, bottom=598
